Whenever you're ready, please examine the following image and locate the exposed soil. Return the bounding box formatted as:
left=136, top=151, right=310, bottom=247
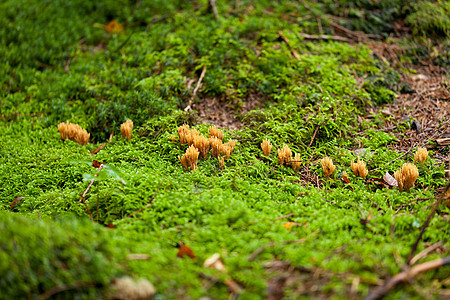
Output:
left=191, top=92, right=265, bottom=130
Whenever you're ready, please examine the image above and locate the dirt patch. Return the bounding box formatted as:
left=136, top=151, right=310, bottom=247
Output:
left=191, top=92, right=265, bottom=130
left=380, top=64, right=449, bottom=168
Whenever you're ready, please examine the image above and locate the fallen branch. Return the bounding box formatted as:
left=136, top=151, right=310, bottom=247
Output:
left=364, top=257, right=450, bottom=300
left=185, top=65, right=207, bottom=112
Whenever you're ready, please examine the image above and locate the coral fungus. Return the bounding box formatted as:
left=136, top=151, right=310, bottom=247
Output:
left=120, top=119, right=133, bottom=141
left=320, top=156, right=335, bottom=177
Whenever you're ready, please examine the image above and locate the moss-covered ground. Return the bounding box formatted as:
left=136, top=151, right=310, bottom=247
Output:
left=1, top=1, right=449, bottom=299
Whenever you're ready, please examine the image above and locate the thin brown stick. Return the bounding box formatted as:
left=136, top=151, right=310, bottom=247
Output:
left=407, top=183, right=450, bottom=264
left=277, top=30, right=301, bottom=60
left=79, top=165, right=103, bottom=203
left=276, top=213, right=293, bottom=220
left=364, top=257, right=450, bottom=300
left=185, top=65, right=207, bottom=112
left=37, top=281, right=96, bottom=300
left=410, top=241, right=443, bottom=266
left=306, top=79, right=324, bottom=93
left=298, top=33, right=351, bottom=42
left=309, top=124, right=320, bottom=147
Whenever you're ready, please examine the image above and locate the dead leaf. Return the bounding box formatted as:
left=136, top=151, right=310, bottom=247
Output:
left=203, top=253, right=226, bottom=272
left=10, top=197, right=24, bottom=210
left=106, top=222, right=116, bottom=229
left=383, top=171, right=398, bottom=187
left=90, top=142, right=107, bottom=155
left=92, top=160, right=104, bottom=168
left=177, top=244, right=196, bottom=259
left=105, top=20, right=124, bottom=34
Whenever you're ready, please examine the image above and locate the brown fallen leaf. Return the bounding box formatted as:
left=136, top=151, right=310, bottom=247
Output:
left=10, top=197, right=24, bottom=210
left=106, top=222, right=116, bottom=229
left=90, top=142, right=107, bottom=155
left=383, top=171, right=398, bottom=187
left=92, top=160, right=104, bottom=169
left=177, top=244, right=196, bottom=259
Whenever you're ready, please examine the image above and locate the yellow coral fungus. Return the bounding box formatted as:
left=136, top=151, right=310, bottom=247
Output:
left=221, top=144, right=232, bottom=160
left=414, top=147, right=428, bottom=164
left=208, top=125, right=224, bottom=140
left=292, top=153, right=301, bottom=172
left=178, top=145, right=200, bottom=171
left=226, top=139, right=237, bottom=151
left=261, top=140, right=273, bottom=156
left=394, top=163, right=419, bottom=191
left=277, top=145, right=292, bottom=165
left=57, top=122, right=90, bottom=145
left=209, top=137, right=223, bottom=158
left=350, top=157, right=368, bottom=178
left=120, top=119, right=133, bottom=141
left=193, top=135, right=210, bottom=159
left=186, top=128, right=200, bottom=146
left=218, top=156, right=225, bottom=170
left=177, top=125, right=190, bottom=144
left=320, top=156, right=335, bottom=177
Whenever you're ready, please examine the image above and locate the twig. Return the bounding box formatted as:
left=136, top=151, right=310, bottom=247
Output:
left=37, top=281, right=96, bottom=300
left=276, top=213, right=293, bottom=220
left=407, top=183, right=450, bottom=264
left=63, top=53, right=77, bottom=72
left=410, top=241, right=444, bottom=266
left=321, top=197, right=338, bottom=206
left=113, top=32, right=135, bottom=52
left=91, top=131, right=114, bottom=155
left=298, top=33, right=351, bottom=42
left=79, top=165, right=103, bottom=203
left=306, top=79, right=323, bottom=93
left=364, top=257, right=450, bottom=300
left=185, top=65, right=207, bottom=111
left=208, top=0, right=220, bottom=22
left=277, top=30, right=301, bottom=60
left=309, top=124, right=320, bottom=147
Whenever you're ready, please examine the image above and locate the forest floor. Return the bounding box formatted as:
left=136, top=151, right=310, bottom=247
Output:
left=1, top=1, right=449, bottom=299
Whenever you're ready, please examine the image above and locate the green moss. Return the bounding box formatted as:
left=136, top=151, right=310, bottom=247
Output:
left=0, top=213, right=124, bottom=299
